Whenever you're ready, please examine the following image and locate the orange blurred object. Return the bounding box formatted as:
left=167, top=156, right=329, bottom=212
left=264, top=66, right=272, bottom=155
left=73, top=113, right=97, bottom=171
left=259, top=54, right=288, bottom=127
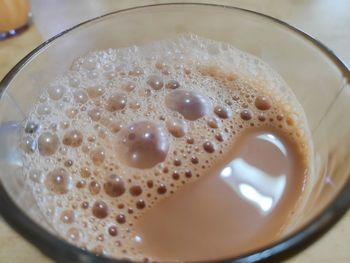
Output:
left=0, top=0, right=29, bottom=33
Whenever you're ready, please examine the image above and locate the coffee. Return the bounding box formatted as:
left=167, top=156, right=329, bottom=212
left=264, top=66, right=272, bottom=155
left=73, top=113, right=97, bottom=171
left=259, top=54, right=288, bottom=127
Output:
left=20, top=34, right=311, bottom=262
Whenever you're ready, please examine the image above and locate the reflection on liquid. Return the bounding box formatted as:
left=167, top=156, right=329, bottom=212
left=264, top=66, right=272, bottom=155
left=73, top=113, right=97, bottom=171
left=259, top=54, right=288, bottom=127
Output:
left=220, top=132, right=288, bottom=215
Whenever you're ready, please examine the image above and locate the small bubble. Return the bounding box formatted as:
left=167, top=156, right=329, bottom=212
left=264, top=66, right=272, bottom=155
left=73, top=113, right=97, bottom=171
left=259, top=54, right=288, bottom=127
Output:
left=185, top=170, right=192, bottom=178
left=106, top=92, right=127, bottom=112
left=255, top=96, right=272, bottom=111
left=122, top=82, right=136, bottom=92
left=108, top=226, right=118, bottom=236
left=90, top=147, right=105, bottom=166
left=172, top=171, right=180, bottom=180
left=215, top=133, right=224, bottom=142
left=92, top=201, right=108, bottom=219
left=82, top=57, right=97, bottom=70
left=240, top=110, right=252, bottom=121
left=136, top=200, right=146, bottom=209
left=165, top=80, right=180, bottom=90
left=76, top=180, right=86, bottom=189
left=64, top=159, right=73, bottom=167
left=73, top=90, right=88, bottom=104
left=88, top=108, right=102, bottom=122
left=116, top=213, right=126, bottom=224
left=89, top=181, right=101, bottom=195
left=37, top=104, right=51, bottom=115
left=129, top=67, right=143, bottom=76
left=63, top=130, right=83, bottom=147
left=45, top=168, right=72, bottom=194
left=258, top=114, right=266, bottom=122
left=81, top=201, right=89, bottom=209
left=48, top=85, right=65, bottom=100
left=87, top=86, right=104, bottom=98
left=25, top=122, right=38, bottom=134
left=21, top=136, right=36, bottom=153
left=166, top=119, right=187, bottom=138
left=186, top=137, right=194, bottom=144
left=60, top=210, right=75, bottom=224
left=277, top=114, right=284, bottom=121
left=173, top=158, right=181, bottom=166
left=191, top=156, right=199, bottom=164
left=207, top=118, right=219, bottom=128
left=129, top=185, right=142, bottom=196
left=29, top=169, right=43, bottom=183
left=147, top=75, right=164, bottom=90
left=214, top=106, right=231, bottom=119
left=80, top=167, right=91, bottom=178
left=157, top=184, right=167, bottom=194
left=67, top=227, right=82, bottom=242
left=66, top=108, right=78, bottom=118
left=147, top=180, right=153, bottom=188
left=103, top=174, right=125, bottom=197
left=203, top=141, right=215, bottom=153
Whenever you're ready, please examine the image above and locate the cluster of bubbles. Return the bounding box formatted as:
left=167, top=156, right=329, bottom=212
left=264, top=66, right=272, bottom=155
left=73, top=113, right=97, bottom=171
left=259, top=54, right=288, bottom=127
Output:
left=20, top=34, right=310, bottom=261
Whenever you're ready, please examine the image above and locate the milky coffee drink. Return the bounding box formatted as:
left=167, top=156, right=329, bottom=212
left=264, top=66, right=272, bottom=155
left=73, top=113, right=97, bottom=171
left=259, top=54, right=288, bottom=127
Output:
left=20, top=34, right=312, bottom=262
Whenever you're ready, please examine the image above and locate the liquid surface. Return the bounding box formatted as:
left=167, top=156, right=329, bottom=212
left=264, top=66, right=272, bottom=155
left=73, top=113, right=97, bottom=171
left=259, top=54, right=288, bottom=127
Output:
left=134, top=128, right=306, bottom=261
left=20, top=34, right=311, bottom=262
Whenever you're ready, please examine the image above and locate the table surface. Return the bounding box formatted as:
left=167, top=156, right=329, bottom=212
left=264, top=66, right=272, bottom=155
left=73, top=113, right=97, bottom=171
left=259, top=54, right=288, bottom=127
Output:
left=0, top=0, right=349, bottom=262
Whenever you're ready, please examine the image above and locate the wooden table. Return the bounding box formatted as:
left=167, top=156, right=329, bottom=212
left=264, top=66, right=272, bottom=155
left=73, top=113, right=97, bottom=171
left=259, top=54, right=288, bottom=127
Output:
left=0, top=1, right=349, bottom=262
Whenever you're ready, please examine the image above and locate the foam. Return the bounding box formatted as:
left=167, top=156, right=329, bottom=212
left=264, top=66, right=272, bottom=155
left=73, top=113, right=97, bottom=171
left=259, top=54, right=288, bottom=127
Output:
left=20, top=34, right=312, bottom=261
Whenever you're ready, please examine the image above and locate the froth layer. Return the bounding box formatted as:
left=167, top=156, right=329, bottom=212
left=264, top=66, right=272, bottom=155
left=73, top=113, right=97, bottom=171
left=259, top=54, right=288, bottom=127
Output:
left=20, top=34, right=311, bottom=261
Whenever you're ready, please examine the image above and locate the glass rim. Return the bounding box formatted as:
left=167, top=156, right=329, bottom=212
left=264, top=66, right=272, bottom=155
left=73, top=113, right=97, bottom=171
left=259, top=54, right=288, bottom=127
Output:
left=0, top=3, right=349, bottom=263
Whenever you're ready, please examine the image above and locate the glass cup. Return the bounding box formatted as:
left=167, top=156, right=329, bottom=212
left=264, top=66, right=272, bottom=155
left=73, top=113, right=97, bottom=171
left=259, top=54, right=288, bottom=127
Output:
left=0, top=0, right=30, bottom=40
left=0, top=3, right=349, bottom=262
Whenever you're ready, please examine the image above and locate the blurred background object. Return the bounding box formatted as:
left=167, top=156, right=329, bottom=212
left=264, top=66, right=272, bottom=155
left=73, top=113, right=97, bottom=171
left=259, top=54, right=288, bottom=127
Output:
left=0, top=0, right=30, bottom=40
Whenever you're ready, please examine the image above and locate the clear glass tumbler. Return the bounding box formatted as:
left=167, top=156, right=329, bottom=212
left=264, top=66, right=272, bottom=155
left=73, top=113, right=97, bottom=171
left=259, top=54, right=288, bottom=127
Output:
left=0, top=3, right=349, bottom=262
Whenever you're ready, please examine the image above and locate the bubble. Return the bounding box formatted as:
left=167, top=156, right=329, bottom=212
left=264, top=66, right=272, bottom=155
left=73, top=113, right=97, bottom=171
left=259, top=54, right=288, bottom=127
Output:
left=92, top=201, right=108, bottom=219
left=29, top=169, right=43, bottom=183
left=240, top=109, right=252, bottom=121
left=21, top=136, right=36, bottom=153
left=129, top=101, right=141, bottom=110
left=116, top=213, right=126, bottom=224
left=108, top=226, right=118, bottom=236
left=185, top=170, right=192, bottom=178
left=63, top=130, right=83, bottom=147
left=277, top=114, right=284, bottom=121
left=106, top=93, right=127, bottom=112
left=87, top=86, right=104, bottom=98
left=103, top=174, right=125, bottom=197
left=64, top=159, right=73, bottom=167
left=109, top=122, right=123, bottom=133
left=37, top=104, right=51, bottom=115
left=67, top=227, right=82, bottom=242
left=172, top=172, right=180, bottom=180
left=90, top=147, right=105, bottom=166
left=25, top=122, right=38, bottom=134
left=38, top=132, right=59, bottom=156
left=89, top=181, right=101, bottom=195
left=116, top=121, right=169, bottom=169
left=122, top=82, right=136, bottom=92
left=166, top=119, right=187, bottom=138
left=191, top=156, right=199, bottom=164
left=129, top=67, right=143, bottom=76
left=74, top=90, right=88, bottom=104
left=173, top=158, right=181, bottom=166
left=258, top=114, right=266, bottom=122
left=165, top=80, right=180, bottom=90
left=255, top=96, right=272, bottom=110
left=165, top=90, right=211, bottom=120
left=83, top=57, right=97, bottom=70
left=66, top=108, right=78, bottom=118
left=215, top=133, right=224, bottom=142
left=214, top=106, right=231, bottom=119
left=136, top=200, right=145, bottom=209
left=80, top=167, right=91, bottom=178
left=203, top=141, right=215, bottom=153
left=76, top=180, right=86, bottom=189
left=60, top=210, right=75, bottom=224
left=88, top=108, right=102, bottom=122
left=207, top=118, right=219, bottom=128
left=186, top=137, right=194, bottom=144
left=48, top=85, right=65, bottom=100
left=147, top=75, right=164, bottom=90
left=157, top=184, right=167, bottom=194
left=81, top=201, right=89, bottom=209
left=45, top=168, right=72, bottom=194
left=147, top=180, right=153, bottom=188
left=129, top=186, right=142, bottom=197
